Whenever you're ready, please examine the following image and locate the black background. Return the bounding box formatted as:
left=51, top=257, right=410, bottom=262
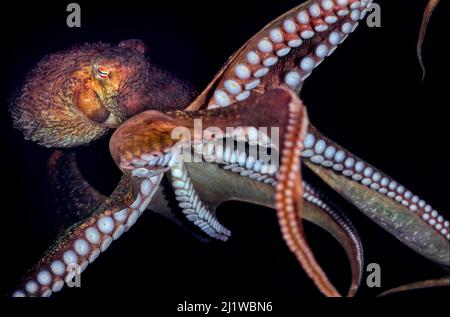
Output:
left=0, top=0, right=449, bottom=303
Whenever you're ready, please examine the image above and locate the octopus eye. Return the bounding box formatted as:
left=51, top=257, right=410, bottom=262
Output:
left=97, top=66, right=110, bottom=79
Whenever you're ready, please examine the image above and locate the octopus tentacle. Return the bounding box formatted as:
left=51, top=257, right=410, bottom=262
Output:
left=303, top=126, right=450, bottom=241
left=48, top=150, right=107, bottom=230
left=418, top=0, right=440, bottom=81
left=303, top=128, right=450, bottom=267
left=378, top=276, right=450, bottom=297
left=11, top=175, right=161, bottom=297
left=302, top=182, right=364, bottom=296
left=185, top=161, right=364, bottom=296
left=187, top=0, right=373, bottom=111
left=274, top=92, right=341, bottom=296
left=49, top=150, right=217, bottom=243
left=192, top=129, right=278, bottom=186
left=169, top=161, right=232, bottom=241
left=190, top=148, right=364, bottom=294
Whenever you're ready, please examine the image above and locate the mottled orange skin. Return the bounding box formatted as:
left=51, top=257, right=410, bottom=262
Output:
left=10, top=39, right=195, bottom=148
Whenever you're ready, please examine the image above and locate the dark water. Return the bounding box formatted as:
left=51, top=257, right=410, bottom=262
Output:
left=0, top=0, right=448, bottom=304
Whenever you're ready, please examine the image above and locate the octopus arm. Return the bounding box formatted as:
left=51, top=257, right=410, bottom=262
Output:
left=47, top=150, right=107, bottom=231
left=48, top=149, right=214, bottom=243
left=11, top=175, right=162, bottom=297
left=302, top=182, right=364, bottom=297
left=378, top=276, right=450, bottom=297
left=418, top=0, right=440, bottom=81
left=186, top=0, right=373, bottom=111
left=302, top=126, right=450, bottom=268
left=185, top=161, right=364, bottom=296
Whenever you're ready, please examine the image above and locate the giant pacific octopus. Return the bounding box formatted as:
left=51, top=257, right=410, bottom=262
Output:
left=8, top=0, right=449, bottom=297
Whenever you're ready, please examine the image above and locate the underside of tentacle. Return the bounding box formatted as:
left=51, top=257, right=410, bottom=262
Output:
left=169, top=161, right=232, bottom=241
left=302, top=182, right=363, bottom=296
left=187, top=130, right=364, bottom=295
left=183, top=158, right=364, bottom=296
left=12, top=174, right=162, bottom=297
left=187, top=0, right=373, bottom=111
left=303, top=126, right=450, bottom=267
left=273, top=91, right=341, bottom=297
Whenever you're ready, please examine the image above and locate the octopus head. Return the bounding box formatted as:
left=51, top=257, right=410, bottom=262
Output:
left=10, top=39, right=152, bottom=148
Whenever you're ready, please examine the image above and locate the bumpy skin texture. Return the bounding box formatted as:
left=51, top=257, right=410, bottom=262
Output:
left=10, top=40, right=196, bottom=148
